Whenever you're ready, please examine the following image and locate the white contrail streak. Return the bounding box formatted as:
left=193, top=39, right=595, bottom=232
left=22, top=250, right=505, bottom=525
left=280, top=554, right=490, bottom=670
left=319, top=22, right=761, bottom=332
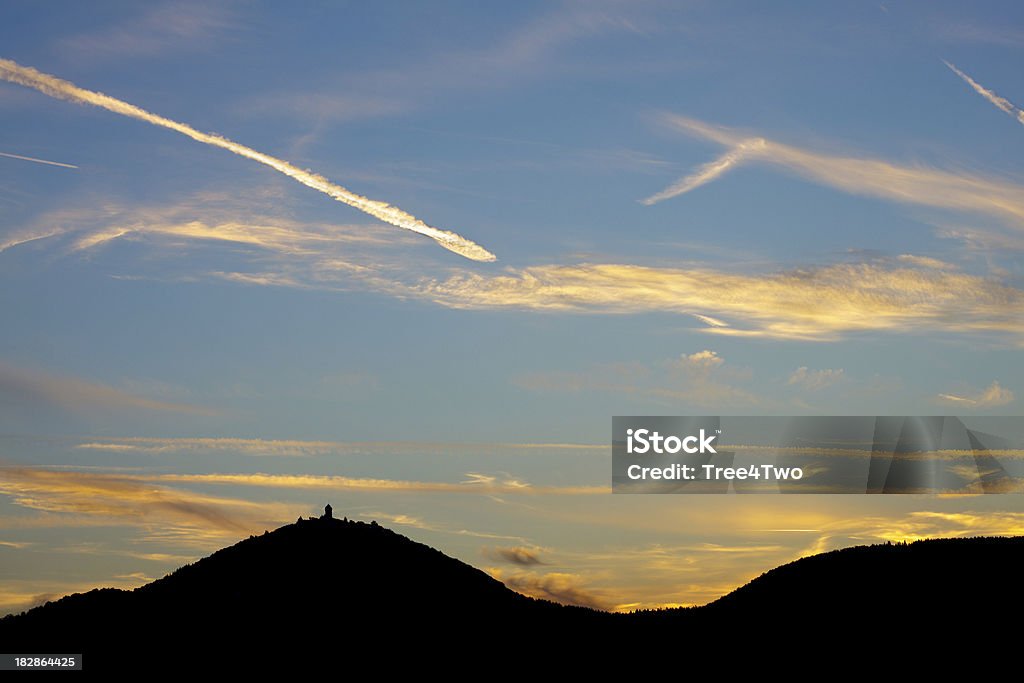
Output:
left=944, top=60, right=1024, bottom=127
left=0, top=58, right=495, bottom=262
left=640, top=138, right=765, bottom=204
left=0, top=150, right=78, bottom=169
left=644, top=114, right=1024, bottom=227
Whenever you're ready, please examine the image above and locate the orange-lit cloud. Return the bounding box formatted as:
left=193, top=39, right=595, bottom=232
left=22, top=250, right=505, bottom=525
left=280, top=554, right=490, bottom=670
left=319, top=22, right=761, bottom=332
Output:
left=896, top=254, right=957, bottom=270
left=0, top=467, right=261, bottom=531
left=819, top=510, right=1024, bottom=545
left=0, top=576, right=152, bottom=616
left=412, top=261, right=1024, bottom=342
left=14, top=198, right=1024, bottom=345
left=488, top=568, right=610, bottom=610
left=522, top=504, right=1024, bottom=610
left=5, top=461, right=1024, bottom=614
left=482, top=545, right=546, bottom=566
left=149, top=471, right=605, bottom=495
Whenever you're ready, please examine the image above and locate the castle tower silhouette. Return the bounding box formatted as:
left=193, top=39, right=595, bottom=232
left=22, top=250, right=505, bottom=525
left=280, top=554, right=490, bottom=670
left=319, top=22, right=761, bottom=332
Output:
left=323, top=503, right=332, bottom=520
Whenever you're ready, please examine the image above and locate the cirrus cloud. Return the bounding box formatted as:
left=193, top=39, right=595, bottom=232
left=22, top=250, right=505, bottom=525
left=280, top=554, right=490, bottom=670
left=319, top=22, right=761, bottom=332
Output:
left=482, top=546, right=546, bottom=566
left=410, top=261, right=1024, bottom=343
left=937, top=381, right=1015, bottom=407
left=646, top=114, right=1024, bottom=228
left=788, top=367, right=845, bottom=391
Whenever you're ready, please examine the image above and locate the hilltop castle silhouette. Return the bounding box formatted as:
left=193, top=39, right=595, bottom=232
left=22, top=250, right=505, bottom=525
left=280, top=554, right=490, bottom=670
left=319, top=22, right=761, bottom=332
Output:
left=297, top=504, right=343, bottom=525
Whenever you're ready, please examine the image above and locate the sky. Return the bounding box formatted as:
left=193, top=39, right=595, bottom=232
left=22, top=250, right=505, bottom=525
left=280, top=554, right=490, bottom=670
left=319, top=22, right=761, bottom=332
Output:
left=1, top=0, right=1023, bottom=613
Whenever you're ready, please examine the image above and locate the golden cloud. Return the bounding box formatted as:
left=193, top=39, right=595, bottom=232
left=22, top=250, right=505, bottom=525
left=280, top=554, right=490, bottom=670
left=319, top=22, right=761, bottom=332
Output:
left=150, top=471, right=606, bottom=495
left=488, top=568, right=611, bottom=610
left=412, top=261, right=1024, bottom=342
left=0, top=467, right=280, bottom=534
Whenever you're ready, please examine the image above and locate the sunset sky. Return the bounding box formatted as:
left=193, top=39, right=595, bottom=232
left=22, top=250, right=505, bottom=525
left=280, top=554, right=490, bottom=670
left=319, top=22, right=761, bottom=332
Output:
left=2, top=1, right=1023, bottom=613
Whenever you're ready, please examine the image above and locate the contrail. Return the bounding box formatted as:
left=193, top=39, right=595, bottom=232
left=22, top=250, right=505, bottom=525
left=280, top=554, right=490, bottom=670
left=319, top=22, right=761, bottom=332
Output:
left=0, top=58, right=495, bottom=262
left=0, top=150, right=78, bottom=169
left=944, top=60, right=1024, bottom=127
left=640, top=138, right=766, bottom=205
left=643, top=114, right=1024, bottom=226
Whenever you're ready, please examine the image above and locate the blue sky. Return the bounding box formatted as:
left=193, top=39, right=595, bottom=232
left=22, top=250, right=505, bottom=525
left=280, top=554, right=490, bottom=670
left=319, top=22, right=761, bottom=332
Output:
left=1, top=1, right=1023, bottom=612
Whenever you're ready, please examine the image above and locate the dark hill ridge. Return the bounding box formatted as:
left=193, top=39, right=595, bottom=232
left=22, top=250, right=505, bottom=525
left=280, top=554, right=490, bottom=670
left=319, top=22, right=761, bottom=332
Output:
left=135, top=515, right=540, bottom=614
left=1, top=515, right=604, bottom=664
left=709, top=535, right=1024, bottom=616
left=2, top=518, right=1023, bottom=667
left=633, top=535, right=1024, bottom=627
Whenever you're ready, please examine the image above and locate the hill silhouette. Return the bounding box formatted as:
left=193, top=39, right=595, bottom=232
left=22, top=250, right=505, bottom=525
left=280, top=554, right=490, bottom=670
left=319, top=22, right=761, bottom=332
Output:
left=633, top=535, right=1024, bottom=630
left=0, top=515, right=605, bottom=668
left=3, top=514, right=1022, bottom=669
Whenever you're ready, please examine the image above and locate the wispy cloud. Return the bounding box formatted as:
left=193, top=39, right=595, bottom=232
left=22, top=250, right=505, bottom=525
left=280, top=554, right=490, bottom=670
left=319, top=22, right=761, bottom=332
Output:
left=944, top=60, right=1024, bottom=127
left=488, top=568, right=609, bottom=610
left=482, top=545, right=546, bottom=566
left=70, top=214, right=411, bottom=256
left=0, top=363, right=213, bottom=415
left=640, top=138, right=765, bottom=204
left=0, top=467, right=270, bottom=534
left=646, top=114, right=1024, bottom=227
left=243, top=2, right=648, bottom=133
left=788, top=367, right=844, bottom=391
left=239, top=92, right=405, bottom=127
left=895, top=254, right=957, bottom=270
left=58, top=2, right=235, bottom=61
left=359, top=511, right=529, bottom=542
left=937, top=380, right=1015, bottom=407
left=26, top=196, right=1024, bottom=344
left=69, top=435, right=607, bottom=456
left=820, top=510, right=1024, bottom=546
left=937, top=226, right=1024, bottom=254
left=0, top=576, right=154, bottom=616
left=1, top=196, right=429, bottom=294
left=412, top=261, right=1024, bottom=342
left=678, top=349, right=722, bottom=370
left=149, top=471, right=604, bottom=495
left=515, top=350, right=758, bottom=406
left=0, top=58, right=495, bottom=261
left=350, top=3, right=640, bottom=97
left=75, top=437, right=345, bottom=457
left=0, top=150, right=77, bottom=169
left=1, top=204, right=125, bottom=253
left=931, top=22, right=1024, bottom=48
